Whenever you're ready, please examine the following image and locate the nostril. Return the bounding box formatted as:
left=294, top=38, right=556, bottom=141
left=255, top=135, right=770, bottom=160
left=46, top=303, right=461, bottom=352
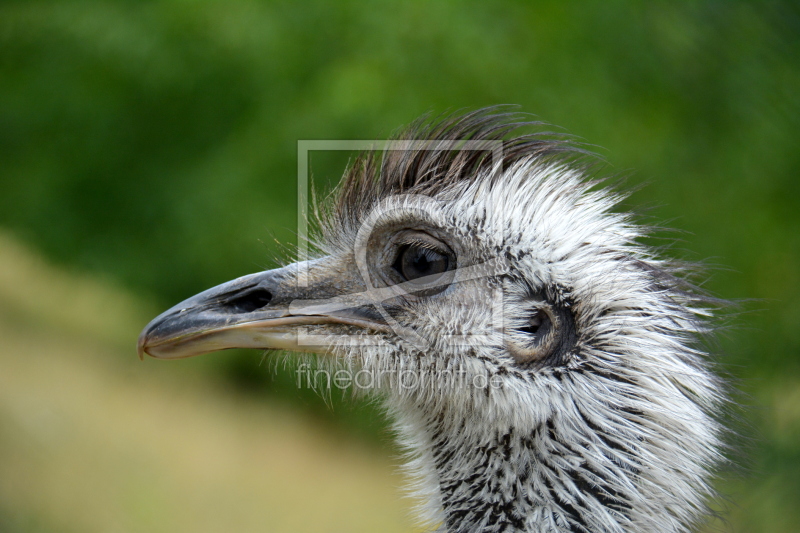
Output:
left=225, top=289, right=273, bottom=313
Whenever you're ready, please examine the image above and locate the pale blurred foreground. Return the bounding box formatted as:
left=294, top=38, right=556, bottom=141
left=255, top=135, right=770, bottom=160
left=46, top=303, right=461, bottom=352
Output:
left=0, top=231, right=414, bottom=533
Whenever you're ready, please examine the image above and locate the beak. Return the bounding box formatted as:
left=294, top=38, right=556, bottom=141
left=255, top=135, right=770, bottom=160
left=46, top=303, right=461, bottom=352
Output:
left=137, top=259, right=386, bottom=360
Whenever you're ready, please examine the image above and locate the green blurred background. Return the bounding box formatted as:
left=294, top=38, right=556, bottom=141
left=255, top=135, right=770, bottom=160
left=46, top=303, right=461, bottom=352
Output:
left=1, top=1, right=798, bottom=531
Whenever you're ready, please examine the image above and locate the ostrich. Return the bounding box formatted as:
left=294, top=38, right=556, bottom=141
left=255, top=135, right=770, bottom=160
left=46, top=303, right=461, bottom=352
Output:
left=138, top=109, right=729, bottom=533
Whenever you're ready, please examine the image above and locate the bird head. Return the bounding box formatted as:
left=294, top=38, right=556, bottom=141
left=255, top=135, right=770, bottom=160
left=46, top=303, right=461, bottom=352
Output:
left=139, top=112, right=593, bottom=404
left=139, top=109, right=720, bottom=417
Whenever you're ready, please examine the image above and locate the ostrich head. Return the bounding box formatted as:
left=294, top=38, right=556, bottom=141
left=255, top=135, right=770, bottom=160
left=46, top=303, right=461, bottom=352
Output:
left=138, top=110, right=728, bottom=533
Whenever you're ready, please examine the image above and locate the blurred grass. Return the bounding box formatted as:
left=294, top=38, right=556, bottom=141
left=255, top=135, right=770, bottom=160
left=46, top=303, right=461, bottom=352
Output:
left=0, top=232, right=414, bottom=533
left=0, top=1, right=799, bottom=530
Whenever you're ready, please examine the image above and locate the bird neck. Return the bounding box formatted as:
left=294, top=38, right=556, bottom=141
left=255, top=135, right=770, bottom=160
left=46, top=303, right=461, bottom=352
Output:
left=398, top=409, right=619, bottom=533
left=390, top=380, right=700, bottom=533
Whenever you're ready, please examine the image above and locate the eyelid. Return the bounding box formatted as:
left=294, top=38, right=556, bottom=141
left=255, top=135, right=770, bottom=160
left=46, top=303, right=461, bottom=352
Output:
left=396, top=238, right=446, bottom=253
left=393, top=230, right=454, bottom=257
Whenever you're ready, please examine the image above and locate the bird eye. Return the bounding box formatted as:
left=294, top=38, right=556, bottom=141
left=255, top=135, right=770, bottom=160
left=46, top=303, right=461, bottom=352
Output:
left=385, top=231, right=456, bottom=296
left=395, top=245, right=451, bottom=284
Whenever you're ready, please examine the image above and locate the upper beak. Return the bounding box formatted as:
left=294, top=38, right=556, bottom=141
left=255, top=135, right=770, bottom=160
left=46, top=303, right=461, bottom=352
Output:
left=137, top=259, right=385, bottom=360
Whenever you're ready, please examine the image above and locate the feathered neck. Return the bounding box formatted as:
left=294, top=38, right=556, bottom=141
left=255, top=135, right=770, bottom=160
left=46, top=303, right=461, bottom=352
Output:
left=387, top=356, right=721, bottom=533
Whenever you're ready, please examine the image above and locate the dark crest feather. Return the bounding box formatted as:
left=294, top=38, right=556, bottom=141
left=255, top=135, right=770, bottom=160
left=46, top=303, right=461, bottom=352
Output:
left=334, top=107, right=588, bottom=227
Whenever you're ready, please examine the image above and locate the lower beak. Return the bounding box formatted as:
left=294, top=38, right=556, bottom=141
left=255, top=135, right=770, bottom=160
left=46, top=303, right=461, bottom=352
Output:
left=139, top=315, right=334, bottom=360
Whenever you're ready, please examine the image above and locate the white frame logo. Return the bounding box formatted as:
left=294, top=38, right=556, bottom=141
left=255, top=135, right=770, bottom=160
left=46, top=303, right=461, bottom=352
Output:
left=295, top=139, right=508, bottom=350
